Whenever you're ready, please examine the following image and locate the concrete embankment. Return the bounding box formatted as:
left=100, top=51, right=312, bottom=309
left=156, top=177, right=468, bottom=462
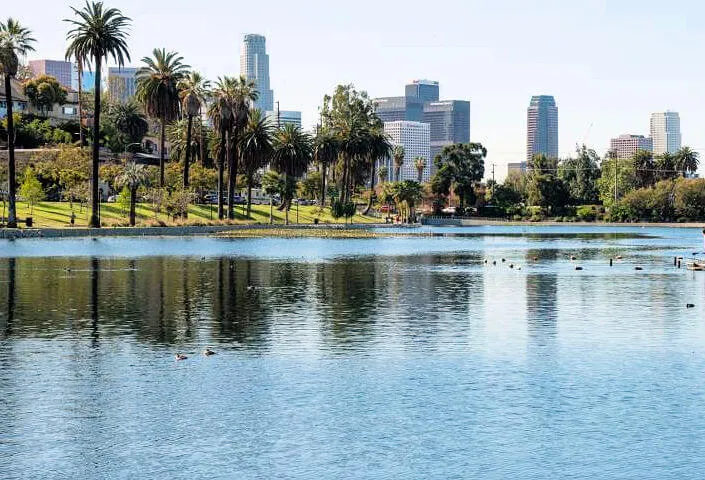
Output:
left=0, top=223, right=414, bottom=240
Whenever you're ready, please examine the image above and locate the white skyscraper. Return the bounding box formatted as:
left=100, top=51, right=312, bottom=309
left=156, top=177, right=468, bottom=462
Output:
left=650, top=111, right=681, bottom=155
left=240, top=34, right=274, bottom=112
left=382, top=121, right=431, bottom=182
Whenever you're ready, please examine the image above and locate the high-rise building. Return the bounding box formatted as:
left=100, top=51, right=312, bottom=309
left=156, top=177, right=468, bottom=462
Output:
left=609, top=134, right=653, bottom=159
left=266, top=110, right=302, bottom=128
left=423, top=100, right=471, bottom=161
left=107, top=67, right=137, bottom=103
left=405, top=79, right=440, bottom=102
left=28, top=60, right=73, bottom=90
left=526, top=95, right=558, bottom=162
left=650, top=111, right=681, bottom=155
left=382, top=121, right=431, bottom=182
left=373, top=96, right=423, bottom=123
left=240, top=34, right=274, bottom=112
left=71, top=64, right=97, bottom=91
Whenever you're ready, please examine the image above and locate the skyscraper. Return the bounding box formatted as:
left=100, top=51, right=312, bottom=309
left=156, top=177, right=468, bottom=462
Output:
left=650, top=111, right=681, bottom=155
left=382, top=121, right=431, bottom=182
left=373, top=96, right=423, bottom=123
left=107, top=67, right=137, bottom=103
left=609, top=134, right=653, bottom=159
left=423, top=100, right=470, bottom=162
left=240, top=34, right=274, bottom=112
left=526, top=95, right=558, bottom=163
left=405, top=79, right=440, bottom=102
left=28, top=60, right=73, bottom=90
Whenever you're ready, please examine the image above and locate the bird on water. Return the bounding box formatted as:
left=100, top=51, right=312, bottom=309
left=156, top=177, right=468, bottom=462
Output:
left=175, top=353, right=188, bottom=361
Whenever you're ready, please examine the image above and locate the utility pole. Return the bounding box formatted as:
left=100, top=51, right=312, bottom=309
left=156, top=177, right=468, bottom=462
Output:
left=276, top=101, right=280, bottom=129
left=491, top=163, right=496, bottom=200
left=614, top=157, right=618, bottom=204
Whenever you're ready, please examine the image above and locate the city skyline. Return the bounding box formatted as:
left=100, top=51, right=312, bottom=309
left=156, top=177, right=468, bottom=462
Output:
left=526, top=95, right=558, bottom=163
left=240, top=34, right=274, bottom=112
left=6, top=0, right=705, bottom=180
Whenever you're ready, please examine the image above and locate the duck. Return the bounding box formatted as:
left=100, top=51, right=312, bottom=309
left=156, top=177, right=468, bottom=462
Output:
left=175, top=353, right=188, bottom=361
left=575, top=266, right=583, bottom=271
left=634, top=266, right=643, bottom=271
left=686, top=304, right=695, bottom=309
left=203, top=348, right=216, bottom=356
left=570, top=255, right=577, bottom=261
left=616, top=255, right=623, bottom=260
left=532, top=256, right=538, bottom=262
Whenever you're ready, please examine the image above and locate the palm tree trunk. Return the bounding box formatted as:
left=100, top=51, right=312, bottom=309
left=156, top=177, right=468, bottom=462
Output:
left=5, top=75, right=17, bottom=228
left=89, top=57, right=102, bottom=228
left=199, top=119, right=206, bottom=166
left=129, top=186, right=137, bottom=226
left=226, top=130, right=235, bottom=220
left=341, top=155, right=348, bottom=204
left=184, top=115, right=193, bottom=188
left=246, top=179, right=252, bottom=218
left=159, top=120, right=166, bottom=187
left=269, top=196, right=273, bottom=224
left=320, top=161, right=326, bottom=208
left=362, top=159, right=376, bottom=215
left=77, top=59, right=85, bottom=147
left=217, top=133, right=225, bottom=220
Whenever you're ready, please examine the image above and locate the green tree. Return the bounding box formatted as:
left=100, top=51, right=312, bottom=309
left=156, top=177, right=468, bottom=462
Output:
left=261, top=170, right=283, bottom=224
left=115, top=162, right=149, bottom=226
left=378, top=165, right=389, bottom=184
left=135, top=48, right=189, bottom=187
left=19, top=166, right=44, bottom=214
left=239, top=109, right=273, bottom=217
left=431, top=143, right=486, bottom=214
left=655, top=152, right=678, bottom=182
left=392, top=180, right=424, bottom=222
left=23, top=74, right=68, bottom=116
left=597, top=153, right=637, bottom=207
left=362, top=125, right=392, bottom=215
left=65, top=1, right=131, bottom=228
left=271, top=123, right=313, bottom=224
left=633, top=149, right=655, bottom=189
left=558, top=145, right=600, bottom=204
left=313, top=129, right=339, bottom=207
left=526, top=173, right=570, bottom=214
left=104, top=100, right=148, bottom=152
left=0, top=17, right=36, bottom=228
left=178, top=71, right=209, bottom=188
left=676, top=146, right=700, bottom=177
left=414, top=156, right=427, bottom=183
left=298, top=171, right=321, bottom=200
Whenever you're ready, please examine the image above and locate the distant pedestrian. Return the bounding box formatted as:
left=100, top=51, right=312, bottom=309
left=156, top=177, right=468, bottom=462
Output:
left=70, top=211, right=76, bottom=226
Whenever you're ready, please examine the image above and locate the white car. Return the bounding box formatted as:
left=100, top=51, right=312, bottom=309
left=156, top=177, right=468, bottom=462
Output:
left=441, top=206, right=456, bottom=214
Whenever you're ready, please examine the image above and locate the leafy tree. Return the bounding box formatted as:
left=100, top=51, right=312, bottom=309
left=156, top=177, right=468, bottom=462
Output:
left=239, top=109, right=273, bottom=217
left=65, top=1, right=132, bottom=228
left=633, top=149, right=655, bottom=189
left=392, top=180, right=424, bottom=222
left=271, top=123, right=313, bottom=224
left=261, top=170, right=284, bottom=224
left=104, top=100, right=148, bottom=152
left=431, top=143, right=486, bottom=213
left=530, top=153, right=557, bottom=174
left=298, top=171, right=322, bottom=200
left=378, top=165, right=389, bottom=184
left=597, top=152, right=638, bottom=207
left=0, top=17, right=36, bottom=228
left=526, top=173, right=570, bottom=214
left=115, top=162, right=149, bottom=225
left=39, top=145, right=89, bottom=209
left=654, top=152, right=678, bottom=182
left=188, top=163, right=217, bottom=201
left=362, top=125, right=391, bottom=215
left=23, top=74, right=68, bottom=116
left=558, top=145, right=600, bottom=204
left=19, top=166, right=44, bottom=214
left=674, top=178, right=705, bottom=219
left=136, top=48, right=189, bottom=186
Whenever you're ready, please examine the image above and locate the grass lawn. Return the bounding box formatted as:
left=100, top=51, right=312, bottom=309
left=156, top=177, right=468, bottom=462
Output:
left=8, top=201, right=379, bottom=228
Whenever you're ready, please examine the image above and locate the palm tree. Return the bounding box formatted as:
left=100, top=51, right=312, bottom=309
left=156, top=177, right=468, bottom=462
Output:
left=106, top=100, right=148, bottom=148
left=414, top=156, right=427, bottom=183
left=240, top=109, right=273, bottom=217
left=393, top=180, right=424, bottom=223
left=314, top=130, right=339, bottom=208
left=178, top=71, right=209, bottom=188
left=0, top=17, right=35, bottom=228
left=65, top=1, right=131, bottom=228
left=362, top=126, right=391, bottom=215
left=378, top=165, right=389, bottom=184
left=115, top=162, right=148, bottom=226
left=271, top=123, right=313, bottom=225
left=135, top=48, right=189, bottom=187
left=207, top=77, right=233, bottom=219
left=393, top=145, right=405, bottom=182
left=676, top=146, right=700, bottom=177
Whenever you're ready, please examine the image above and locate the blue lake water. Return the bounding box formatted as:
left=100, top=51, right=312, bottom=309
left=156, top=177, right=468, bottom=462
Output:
left=1, top=225, right=705, bottom=478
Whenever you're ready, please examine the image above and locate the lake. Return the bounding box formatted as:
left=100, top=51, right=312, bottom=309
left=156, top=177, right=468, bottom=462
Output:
left=1, top=225, right=705, bottom=479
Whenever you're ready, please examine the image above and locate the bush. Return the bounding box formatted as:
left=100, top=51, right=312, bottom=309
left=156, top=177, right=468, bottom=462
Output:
left=576, top=205, right=597, bottom=221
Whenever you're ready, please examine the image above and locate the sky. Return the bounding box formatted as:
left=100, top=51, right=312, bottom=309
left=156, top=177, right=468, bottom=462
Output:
left=7, top=0, right=705, bottom=180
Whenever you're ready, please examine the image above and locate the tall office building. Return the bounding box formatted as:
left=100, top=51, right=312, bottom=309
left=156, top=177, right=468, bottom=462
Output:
left=650, top=111, right=681, bottom=155
left=373, top=96, right=423, bottom=123
left=423, top=100, right=471, bottom=161
left=266, top=110, right=302, bottom=128
left=405, top=79, right=440, bottom=102
left=526, top=95, right=558, bottom=163
left=28, top=60, right=73, bottom=90
left=382, top=121, right=431, bottom=182
left=609, top=134, right=653, bottom=159
left=107, top=67, right=138, bottom=103
left=240, top=34, right=274, bottom=112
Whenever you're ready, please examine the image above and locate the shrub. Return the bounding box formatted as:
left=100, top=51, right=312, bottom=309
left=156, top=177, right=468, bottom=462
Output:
left=576, top=205, right=596, bottom=221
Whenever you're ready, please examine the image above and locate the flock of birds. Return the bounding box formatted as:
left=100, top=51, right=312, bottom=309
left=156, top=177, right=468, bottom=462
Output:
left=175, top=348, right=215, bottom=361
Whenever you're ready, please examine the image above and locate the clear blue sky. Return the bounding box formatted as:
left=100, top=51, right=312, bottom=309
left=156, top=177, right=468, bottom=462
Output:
left=7, top=0, right=705, bottom=179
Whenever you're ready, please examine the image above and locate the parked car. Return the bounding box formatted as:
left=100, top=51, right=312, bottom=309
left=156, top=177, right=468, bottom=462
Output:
left=107, top=195, right=117, bottom=203
left=441, top=206, right=456, bottom=214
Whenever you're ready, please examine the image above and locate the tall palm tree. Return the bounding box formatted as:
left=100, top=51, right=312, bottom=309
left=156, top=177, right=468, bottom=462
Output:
left=0, top=17, right=35, bottom=228
left=65, top=1, right=131, bottom=228
left=115, top=162, right=148, bottom=226
left=393, top=145, right=405, bottom=182
left=271, top=123, right=313, bottom=225
left=135, top=48, right=189, bottom=187
left=178, top=71, right=209, bottom=188
left=414, top=156, right=427, bottom=183
left=107, top=100, right=148, bottom=147
left=676, top=146, right=700, bottom=177
left=314, top=129, right=339, bottom=208
left=240, top=109, right=273, bottom=218
left=378, top=165, right=389, bottom=184
left=225, top=75, right=257, bottom=219
left=362, top=126, right=391, bottom=215
left=207, top=77, right=233, bottom=219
